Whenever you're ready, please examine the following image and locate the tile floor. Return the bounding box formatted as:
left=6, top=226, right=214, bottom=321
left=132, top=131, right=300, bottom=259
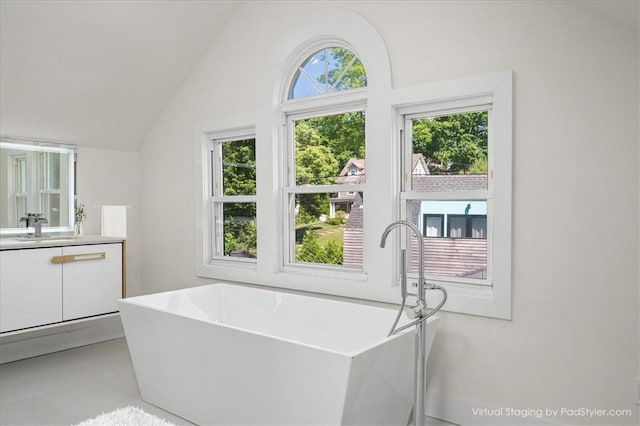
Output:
left=0, top=338, right=454, bottom=426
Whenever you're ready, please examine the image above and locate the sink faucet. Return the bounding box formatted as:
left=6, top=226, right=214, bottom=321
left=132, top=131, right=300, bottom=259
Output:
left=20, top=213, right=48, bottom=237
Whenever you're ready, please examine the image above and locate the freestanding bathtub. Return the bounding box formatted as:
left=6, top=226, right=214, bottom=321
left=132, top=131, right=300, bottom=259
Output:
left=118, top=283, right=439, bottom=426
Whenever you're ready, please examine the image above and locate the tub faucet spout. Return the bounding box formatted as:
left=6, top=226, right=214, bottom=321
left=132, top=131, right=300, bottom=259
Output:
left=380, top=220, right=447, bottom=426
left=379, top=220, right=426, bottom=312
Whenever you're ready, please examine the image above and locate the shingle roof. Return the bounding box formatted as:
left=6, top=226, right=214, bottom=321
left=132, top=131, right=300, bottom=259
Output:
left=411, top=174, right=487, bottom=192
left=338, top=158, right=365, bottom=177
left=345, top=192, right=364, bottom=230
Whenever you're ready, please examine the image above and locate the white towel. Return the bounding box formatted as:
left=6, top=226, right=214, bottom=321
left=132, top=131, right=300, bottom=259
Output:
left=101, top=205, right=127, bottom=238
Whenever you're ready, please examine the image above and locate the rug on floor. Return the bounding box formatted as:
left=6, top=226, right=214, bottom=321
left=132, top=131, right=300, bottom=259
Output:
left=75, top=406, right=177, bottom=426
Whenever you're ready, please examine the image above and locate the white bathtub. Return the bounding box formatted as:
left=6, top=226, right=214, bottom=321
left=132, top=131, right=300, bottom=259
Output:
left=118, top=283, right=439, bottom=425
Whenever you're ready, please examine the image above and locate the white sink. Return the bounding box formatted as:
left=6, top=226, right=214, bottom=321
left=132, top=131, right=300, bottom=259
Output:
left=12, top=236, right=80, bottom=242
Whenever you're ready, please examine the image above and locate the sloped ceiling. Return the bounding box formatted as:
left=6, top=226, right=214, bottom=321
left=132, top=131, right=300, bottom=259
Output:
left=0, top=0, right=240, bottom=151
left=1, top=1, right=637, bottom=152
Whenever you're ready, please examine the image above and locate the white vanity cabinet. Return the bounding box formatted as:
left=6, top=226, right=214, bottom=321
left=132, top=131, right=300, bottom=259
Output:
left=0, top=239, right=124, bottom=334
left=60, top=243, right=122, bottom=321
left=0, top=247, right=63, bottom=332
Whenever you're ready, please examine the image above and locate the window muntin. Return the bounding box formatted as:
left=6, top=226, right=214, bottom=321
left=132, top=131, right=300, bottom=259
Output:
left=288, top=47, right=366, bottom=100
left=403, top=109, right=491, bottom=285
left=211, top=136, right=257, bottom=261
left=286, top=110, right=365, bottom=269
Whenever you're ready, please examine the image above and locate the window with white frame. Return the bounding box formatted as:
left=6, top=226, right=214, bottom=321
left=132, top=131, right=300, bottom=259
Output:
left=402, top=106, right=491, bottom=282
left=395, top=76, right=513, bottom=319
left=209, top=132, right=257, bottom=261
left=195, top=8, right=511, bottom=319
left=282, top=46, right=366, bottom=270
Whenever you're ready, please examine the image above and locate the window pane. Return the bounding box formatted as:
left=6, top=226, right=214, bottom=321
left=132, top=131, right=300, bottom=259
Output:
left=39, top=193, right=60, bottom=227
left=13, top=156, right=26, bottom=193
left=411, top=111, right=488, bottom=191
left=15, top=196, right=26, bottom=226
left=424, top=214, right=443, bottom=237
left=49, top=153, right=60, bottom=190
left=222, top=139, right=256, bottom=196
left=289, top=47, right=366, bottom=100
left=38, top=152, right=61, bottom=190
left=294, top=111, right=365, bottom=186
left=292, top=192, right=363, bottom=268
left=409, top=200, right=487, bottom=279
left=220, top=202, right=257, bottom=258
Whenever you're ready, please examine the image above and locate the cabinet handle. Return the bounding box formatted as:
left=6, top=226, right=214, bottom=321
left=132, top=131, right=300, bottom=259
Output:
left=51, top=252, right=106, bottom=264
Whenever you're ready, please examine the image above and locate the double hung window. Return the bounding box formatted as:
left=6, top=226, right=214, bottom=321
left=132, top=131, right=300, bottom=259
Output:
left=393, top=71, right=512, bottom=319
left=401, top=106, right=491, bottom=283
left=209, top=132, right=257, bottom=262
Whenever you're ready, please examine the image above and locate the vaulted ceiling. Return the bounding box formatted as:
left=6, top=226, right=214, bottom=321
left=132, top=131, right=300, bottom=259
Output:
left=1, top=1, right=637, bottom=152
left=0, top=0, right=240, bottom=151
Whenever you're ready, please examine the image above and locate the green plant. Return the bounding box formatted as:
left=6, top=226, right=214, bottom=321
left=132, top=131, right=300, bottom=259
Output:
left=75, top=203, right=87, bottom=223
left=296, top=230, right=343, bottom=265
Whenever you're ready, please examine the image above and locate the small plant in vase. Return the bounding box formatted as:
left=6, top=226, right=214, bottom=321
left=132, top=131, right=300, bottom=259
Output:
left=74, top=203, right=87, bottom=236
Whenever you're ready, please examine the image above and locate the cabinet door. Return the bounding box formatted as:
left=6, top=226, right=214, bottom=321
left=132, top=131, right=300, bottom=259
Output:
left=0, top=247, right=63, bottom=333
left=62, top=243, right=122, bottom=320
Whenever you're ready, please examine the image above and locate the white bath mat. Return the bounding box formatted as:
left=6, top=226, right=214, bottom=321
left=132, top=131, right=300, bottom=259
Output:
left=75, top=406, right=176, bottom=426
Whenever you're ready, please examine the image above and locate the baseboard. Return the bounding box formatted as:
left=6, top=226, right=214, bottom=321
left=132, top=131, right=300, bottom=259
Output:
left=425, top=389, right=560, bottom=426
left=0, top=314, right=124, bottom=364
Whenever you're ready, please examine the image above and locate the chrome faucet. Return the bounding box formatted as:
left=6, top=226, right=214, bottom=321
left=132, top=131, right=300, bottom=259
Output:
left=20, top=213, right=48, bottom=237
left=380, top=220, right=427, bottom=322
left=380, top=220, right=447, bottom=426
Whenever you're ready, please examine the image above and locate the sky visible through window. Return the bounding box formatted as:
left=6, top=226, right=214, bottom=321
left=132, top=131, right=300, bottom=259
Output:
left=289, top=48, right=366, bottom=100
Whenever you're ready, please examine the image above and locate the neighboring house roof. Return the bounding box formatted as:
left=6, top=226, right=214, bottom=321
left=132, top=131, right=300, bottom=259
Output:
left=336, top=154, right=429, bottom=185
left=338, top=158, right=365, bottom=176
left=412, top=153, right=429, bottom=175
left=410, top=174, right=487, bottom=192
left=335, top=174, right=365, bottom=184
left=336, top=158, right=366, bottom=184
left=345, top=192, right=364, bottom=230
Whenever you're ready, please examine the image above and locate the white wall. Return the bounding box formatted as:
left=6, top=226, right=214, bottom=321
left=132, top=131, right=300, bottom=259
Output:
left=76, top=147, right=142, bottom=297
left=140, top=1, right=639, bottom=425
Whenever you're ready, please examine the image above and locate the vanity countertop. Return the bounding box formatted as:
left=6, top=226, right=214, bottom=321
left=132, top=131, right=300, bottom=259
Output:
left=0, top=235, right=125, bottom=250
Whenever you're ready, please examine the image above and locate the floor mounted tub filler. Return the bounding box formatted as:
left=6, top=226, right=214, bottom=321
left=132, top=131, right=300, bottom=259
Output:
left=118, top=283, right=440, bottom=426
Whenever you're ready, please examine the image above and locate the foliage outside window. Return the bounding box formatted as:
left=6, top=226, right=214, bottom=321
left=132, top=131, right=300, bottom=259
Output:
left=289, top=47, right=366, bottom=100
left=194, top=11, right=511, bottom=319
left=404, top=109, right=491, bottom=282
left=285, top=46, right=367, bottom=269
left=290, top=111, right=365, bottom=267
left=211, top=136, right=257, bottom=260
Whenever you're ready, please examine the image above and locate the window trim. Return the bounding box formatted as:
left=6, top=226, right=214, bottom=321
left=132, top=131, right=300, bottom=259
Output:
left=393, top=71, right=512, bottom=319
left=196, top=122, right=258, bottom=272
left=195, top=8, right=511, bottom=319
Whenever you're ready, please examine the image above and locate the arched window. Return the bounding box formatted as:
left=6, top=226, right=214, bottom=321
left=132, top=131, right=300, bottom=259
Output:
left=288, top=47, right=366, bottom=100
left=282, top=45, right=367, bottom=270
